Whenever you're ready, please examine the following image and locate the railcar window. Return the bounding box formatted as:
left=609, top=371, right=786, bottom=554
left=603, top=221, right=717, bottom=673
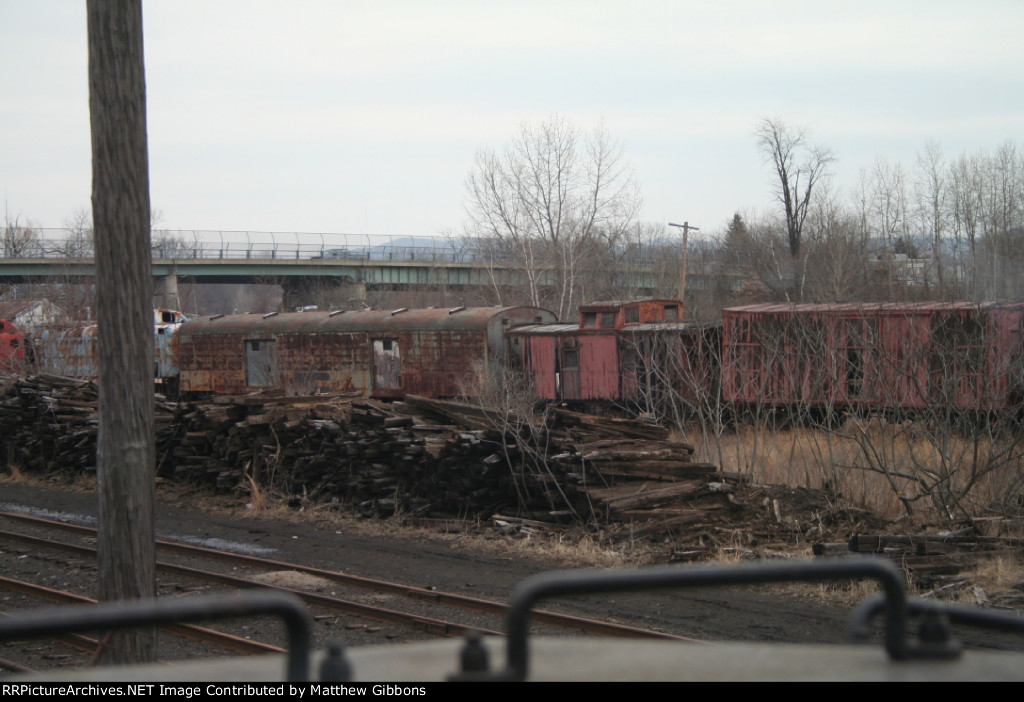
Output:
left=600, top=312, right=616, bottom=328
left=583, top=313, right=598, bottom=329
left=624, top=306, right=640, bottom=323
left=664, top=305, right=679, bottom=321
left=842, top=319, right=866, bottom=398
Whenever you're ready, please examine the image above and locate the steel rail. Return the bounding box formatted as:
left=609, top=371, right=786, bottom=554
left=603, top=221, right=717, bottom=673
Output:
left=0, top=510, right=702, bottom=643
left=0, top=529, right=500, bottom=639
left=0, top=655, right=35, bottom=673
left=1, top=610, right=102, bottom=656
left=0, top=575, right=285, bottom=656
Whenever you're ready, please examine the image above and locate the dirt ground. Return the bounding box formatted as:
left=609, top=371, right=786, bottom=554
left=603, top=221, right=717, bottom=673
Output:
left=2, top=474, right=1023, bottom=673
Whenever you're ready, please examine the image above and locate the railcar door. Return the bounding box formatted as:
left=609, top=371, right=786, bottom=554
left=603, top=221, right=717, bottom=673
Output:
left=245, top=339, right=276, bottom=387
left=373, top=338, right=402, bottom=392
left=559, top=346, right=581, bottom=400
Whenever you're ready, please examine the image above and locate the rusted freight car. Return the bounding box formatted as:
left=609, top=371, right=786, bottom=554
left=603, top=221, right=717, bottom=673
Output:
left=176, top=306, right=556, bottom=398
left=0, top=319, right=25, bottom=373
left=721, top=301, right=1024, bottom=422
left=509, top=300, right=719, bottom=413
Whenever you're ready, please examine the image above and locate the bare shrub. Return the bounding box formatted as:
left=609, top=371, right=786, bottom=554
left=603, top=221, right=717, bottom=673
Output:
left=459, top=361, right=583, bottom=519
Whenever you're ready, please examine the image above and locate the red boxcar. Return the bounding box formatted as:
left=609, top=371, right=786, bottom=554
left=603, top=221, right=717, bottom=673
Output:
left=721, top=301, right=1024, bottom=417
left=0, top=319, right=25, bottom=374
left=509, top=300, right=718, bottom=410
left=177, top=306, right=556, bottom=398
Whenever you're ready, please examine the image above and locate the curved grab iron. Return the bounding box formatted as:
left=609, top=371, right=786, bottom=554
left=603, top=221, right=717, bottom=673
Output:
left=503, top=558, right=912, bottom=681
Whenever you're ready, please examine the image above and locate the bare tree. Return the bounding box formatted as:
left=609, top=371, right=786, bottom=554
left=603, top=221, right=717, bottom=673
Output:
left=755, top=117, right=834, bottom=299
left=914, top=140, right=950, bottom=290
left=3, top=213, right=41, bottom=258
left=63, top=208, right=96, bottom=257
left=87, top=0, right=157, bottom=663
left=465, top=116, right=641, bottom=320
left=801, top=182, right=873, bottom=302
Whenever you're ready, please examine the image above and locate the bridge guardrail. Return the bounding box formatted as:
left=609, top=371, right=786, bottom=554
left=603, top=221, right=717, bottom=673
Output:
left=3, top=230, right=674, bottom=266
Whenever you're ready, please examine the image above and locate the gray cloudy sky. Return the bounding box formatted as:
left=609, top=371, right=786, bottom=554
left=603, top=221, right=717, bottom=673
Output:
left=2, top=1, right=1022, bottom=240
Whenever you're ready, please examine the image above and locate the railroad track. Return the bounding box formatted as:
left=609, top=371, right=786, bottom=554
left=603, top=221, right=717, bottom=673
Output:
left=0, top=509, right=701, bottom=671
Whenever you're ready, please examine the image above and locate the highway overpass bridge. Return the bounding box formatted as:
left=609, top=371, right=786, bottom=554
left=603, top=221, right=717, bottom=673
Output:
left=0, top=256, right=722, bottom=310
left=0, top=232, right=738, bottom=309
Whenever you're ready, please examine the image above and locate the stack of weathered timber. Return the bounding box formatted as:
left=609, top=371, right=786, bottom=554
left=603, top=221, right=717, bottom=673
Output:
left=154, top=393, right=566, bottom=518
left=2, top=376, right=740, bottom=527
left=166, top=393, right=356, bottom=492
left=813, top=532, right=1024, bottom=577
left=550, top=407, right=672, bottom=441
left=0, top=374, right=179, bottom=473
left=552, top=434, right=742, bottom=536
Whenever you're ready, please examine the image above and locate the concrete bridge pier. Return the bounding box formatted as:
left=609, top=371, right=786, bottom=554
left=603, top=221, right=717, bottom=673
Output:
left=153, top=272, right=180, bottom=311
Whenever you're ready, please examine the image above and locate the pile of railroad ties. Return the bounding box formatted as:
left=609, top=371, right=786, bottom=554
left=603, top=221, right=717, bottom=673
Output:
left=0, top=374, right=723, bottom=525
left=4, top=372, right=1022, bottom=575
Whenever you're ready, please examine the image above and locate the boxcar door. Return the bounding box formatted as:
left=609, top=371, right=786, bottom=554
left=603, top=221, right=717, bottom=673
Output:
left=372, top=338, right=402, bottom=391
left=245, top=339, right=276, bottom=387
left=559, top=346, right=581, bottom=400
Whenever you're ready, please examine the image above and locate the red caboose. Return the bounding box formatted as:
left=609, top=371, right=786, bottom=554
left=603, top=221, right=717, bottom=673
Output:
left=510, top=300, right=718, bottom=412
left=721, top=301, right=1024, bottom=419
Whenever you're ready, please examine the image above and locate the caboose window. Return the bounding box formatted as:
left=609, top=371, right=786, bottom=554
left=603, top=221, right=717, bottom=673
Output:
left=381, top=339, right=393, bottom=351
left=600, top=312, right=616, bottom=328
left=624, top=306, right=640, bottom=323
left=583, top=312, right=598, bottom=329
left=664, top=305, right=679, bottom=321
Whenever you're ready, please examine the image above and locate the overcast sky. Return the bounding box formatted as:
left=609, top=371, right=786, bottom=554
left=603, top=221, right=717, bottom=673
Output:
left=2, top=1, right=1022, bottom=243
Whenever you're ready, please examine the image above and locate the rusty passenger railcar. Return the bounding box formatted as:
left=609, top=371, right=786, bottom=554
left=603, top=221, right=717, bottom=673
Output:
left=509, top=300, right=718, bottom=410
left=721, top=301, right=1024, bottom=418
left=0, top=319, right=25, bottom=374
left=176, top=306, right=556, bottom=398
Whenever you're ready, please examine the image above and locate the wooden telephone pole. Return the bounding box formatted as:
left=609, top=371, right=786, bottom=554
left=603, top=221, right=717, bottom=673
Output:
left=87, top=0, right=157, bottom=663
left=668, top=221, right=699, bottom=311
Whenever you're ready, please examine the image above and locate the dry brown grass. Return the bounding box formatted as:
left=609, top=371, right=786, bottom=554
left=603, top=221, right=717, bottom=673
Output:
left=243, top=472, right=270, bottom=512
left=501, top=530, right=655, bottom=569
left=688, top=419, right=1024, bottom=523
left=4, top=461, right=25, bottom=482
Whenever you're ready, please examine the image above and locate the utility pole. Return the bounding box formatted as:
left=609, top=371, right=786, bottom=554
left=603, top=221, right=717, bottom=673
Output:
left=668, top=221, right=699, bottom=311
left=88, top=0, right=157, bottom=663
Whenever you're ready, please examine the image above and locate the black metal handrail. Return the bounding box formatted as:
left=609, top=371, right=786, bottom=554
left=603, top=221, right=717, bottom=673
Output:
left=498, top=558, right=940, bottom=681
